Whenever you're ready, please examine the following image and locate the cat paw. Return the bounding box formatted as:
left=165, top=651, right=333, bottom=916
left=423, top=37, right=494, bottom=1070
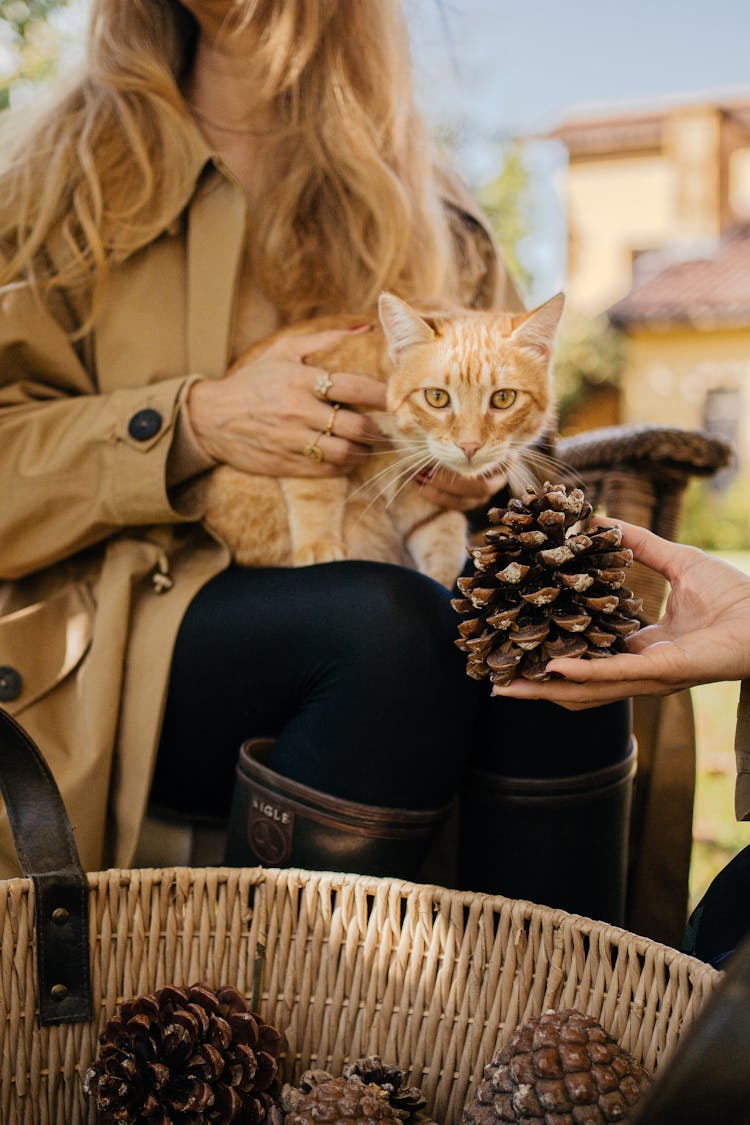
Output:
left=294, top=541, right=349, bottom=566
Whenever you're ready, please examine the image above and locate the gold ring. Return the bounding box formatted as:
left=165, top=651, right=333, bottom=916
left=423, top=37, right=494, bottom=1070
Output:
left=323, top=403, right=341, bottom=437
left=315, top=372, right=334, bottom=400
left=302, top=436, right=324, bottom=463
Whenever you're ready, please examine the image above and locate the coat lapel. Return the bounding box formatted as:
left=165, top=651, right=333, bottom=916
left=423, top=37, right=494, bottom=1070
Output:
left=186, top=168, right=247, bottom=377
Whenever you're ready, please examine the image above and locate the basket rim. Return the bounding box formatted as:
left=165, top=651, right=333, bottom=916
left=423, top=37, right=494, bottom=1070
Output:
left=1, top=862, right=718, bottom=986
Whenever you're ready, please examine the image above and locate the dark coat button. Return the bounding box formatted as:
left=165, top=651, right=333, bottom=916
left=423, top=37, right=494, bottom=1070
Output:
left=0, top=666, right=23, bottom=702
left=128, top=408, right=163, bottom=441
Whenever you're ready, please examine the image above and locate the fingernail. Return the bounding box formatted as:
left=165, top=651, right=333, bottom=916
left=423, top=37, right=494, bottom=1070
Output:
left=349, top=323, right=372, bottom=333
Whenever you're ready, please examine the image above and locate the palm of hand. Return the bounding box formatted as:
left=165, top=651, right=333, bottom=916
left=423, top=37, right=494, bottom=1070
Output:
left=629, top=550, right=750, bottom=688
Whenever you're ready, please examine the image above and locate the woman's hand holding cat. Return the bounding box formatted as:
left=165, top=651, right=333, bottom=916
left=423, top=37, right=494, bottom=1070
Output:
left=415, top=466, right=508, bottom=512
left=490, top=520, right=750, bottom=708
left=187, top=327, right=386, bottom=477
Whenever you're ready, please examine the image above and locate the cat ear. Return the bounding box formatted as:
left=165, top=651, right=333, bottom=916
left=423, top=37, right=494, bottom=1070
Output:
left=510, top=292, right=565, bottom=358
left=378, top=292, right=436, bottom=362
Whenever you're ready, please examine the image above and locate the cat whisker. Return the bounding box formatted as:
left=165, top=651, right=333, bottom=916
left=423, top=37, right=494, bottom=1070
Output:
left=494, top=449, right=539, bottom=495
left=350, top=452, right=435, bottom=523
left=384, top=454, right=436, bottom=508
left=521, top=447, right=581, bottom=487
left=368, top=449, right=434, bottom=499
left=346, top=448, right=432, bottom=507
left=347, top=447, right=432, bottom=496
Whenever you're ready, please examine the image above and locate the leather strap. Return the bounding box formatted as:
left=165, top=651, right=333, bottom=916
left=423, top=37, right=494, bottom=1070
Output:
left=0, top=707, right=92, bottom=1025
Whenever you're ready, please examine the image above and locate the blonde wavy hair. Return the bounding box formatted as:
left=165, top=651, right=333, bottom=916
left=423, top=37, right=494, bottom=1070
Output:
left=0, top=0, right=458, bottom=330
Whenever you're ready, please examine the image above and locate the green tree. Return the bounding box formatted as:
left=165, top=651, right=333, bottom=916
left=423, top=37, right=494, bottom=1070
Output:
left=477, top=141, right=532, bottom=294
left=552, top=312, right=626, bottom=430
left=0, top=0, right=70, bottom=109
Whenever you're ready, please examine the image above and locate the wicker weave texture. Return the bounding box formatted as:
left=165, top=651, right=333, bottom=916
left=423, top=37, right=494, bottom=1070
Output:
left=557, top=424, right=733, bottom=476
left=0, top=866, right=718, bottom=1125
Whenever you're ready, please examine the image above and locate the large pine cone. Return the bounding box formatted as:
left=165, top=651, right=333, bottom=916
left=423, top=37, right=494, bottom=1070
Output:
left=271, top=1059, right=427, bottom=1125
left=286, top=1077, right=399, bottom=1125
left=453, top=483, right=643, bottom=686
left=83, top=983, right=283, bottom=1123
left=463, top=1009, right=651, bottom=1124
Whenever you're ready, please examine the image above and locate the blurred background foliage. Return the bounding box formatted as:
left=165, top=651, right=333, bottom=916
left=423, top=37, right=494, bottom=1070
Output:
left=477, top=141, right=532, bottom=295
left=680, top=476, right=750, bottom=551
left=552, top=312, right=626, bottom=432
left=0, top=0, right=69, bottom=108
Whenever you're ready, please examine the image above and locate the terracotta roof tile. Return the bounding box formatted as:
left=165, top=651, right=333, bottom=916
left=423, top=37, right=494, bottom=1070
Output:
left=608, top=225, right=750, bottom=328
left=547, top=97, right=750, bottom=157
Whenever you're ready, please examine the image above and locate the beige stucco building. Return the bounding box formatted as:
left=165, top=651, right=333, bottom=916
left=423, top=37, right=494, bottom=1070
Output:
left=551, top=98, right=750, bottom=468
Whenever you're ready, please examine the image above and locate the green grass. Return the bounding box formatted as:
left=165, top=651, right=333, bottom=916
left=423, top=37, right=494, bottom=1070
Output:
left=689, top=551, right=750, bottom=913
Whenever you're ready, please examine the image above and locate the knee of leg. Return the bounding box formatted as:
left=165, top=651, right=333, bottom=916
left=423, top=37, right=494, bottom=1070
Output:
left=334, top=561, right=458, bottom=650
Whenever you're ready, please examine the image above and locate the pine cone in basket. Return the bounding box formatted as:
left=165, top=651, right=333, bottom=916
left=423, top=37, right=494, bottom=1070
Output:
left=452, top=483, right=643, bottom=686
left=83, top=982, right=283, bottom=1123
left=463, top=1008, right=651, bottom=1125
left=342, top=1057, right=428, bottom=1117
left=286, top=1076, right=400, bottom=1125
left=270, top=1059, right=427, bottom=1125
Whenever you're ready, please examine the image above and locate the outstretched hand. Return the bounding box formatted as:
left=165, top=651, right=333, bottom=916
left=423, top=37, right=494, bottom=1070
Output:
left=491, top=520, right=750, bottom=709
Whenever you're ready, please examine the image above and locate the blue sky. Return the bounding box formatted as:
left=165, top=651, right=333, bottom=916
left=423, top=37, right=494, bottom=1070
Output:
left=406, top=0, right=750, bottom=297
left=408, top=0, right=750, bottom=171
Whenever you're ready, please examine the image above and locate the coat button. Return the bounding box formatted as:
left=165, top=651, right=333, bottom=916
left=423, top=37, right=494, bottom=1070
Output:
left=128, top=408, right=162, bottom=441
left=0, top=666, right=23, bottom=702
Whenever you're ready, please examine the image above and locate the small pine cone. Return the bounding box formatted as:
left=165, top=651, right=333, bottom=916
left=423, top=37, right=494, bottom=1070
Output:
left=84, top=982, right=283, bottom=1123
left=273, top=1060, right=427, bottom=1125
left=453, top=483, right=643, bottom=686
left=270, top=1070, right=337, bottom=1125
left=287, top=1077, right=400, bottom=1125
left=463, top=1008, right=651, bottom=1124
left=342, top=1057, right=427, bottom=1117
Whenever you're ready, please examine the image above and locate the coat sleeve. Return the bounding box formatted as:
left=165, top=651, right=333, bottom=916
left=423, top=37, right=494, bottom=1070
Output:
left=0, top=280, right=203, bottom=580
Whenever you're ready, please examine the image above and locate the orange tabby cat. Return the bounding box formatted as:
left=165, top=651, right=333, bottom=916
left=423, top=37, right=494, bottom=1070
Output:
left=201, top=292, right=563, bottom=588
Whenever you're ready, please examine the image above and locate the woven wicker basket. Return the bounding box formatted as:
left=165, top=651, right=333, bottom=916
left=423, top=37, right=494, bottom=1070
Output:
left=0, top=707, right=721, bottom=1123
left=1, top=863, right=719, bottom=1124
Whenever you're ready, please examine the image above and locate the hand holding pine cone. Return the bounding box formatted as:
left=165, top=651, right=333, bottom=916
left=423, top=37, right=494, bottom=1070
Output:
left=453, top=483, right=643, bottom=686
left=83, top=983, right=283, bottom=1123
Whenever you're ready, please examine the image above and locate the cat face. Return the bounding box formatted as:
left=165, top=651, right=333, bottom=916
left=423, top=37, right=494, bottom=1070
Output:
left=378, top=292, right=563, bottom=480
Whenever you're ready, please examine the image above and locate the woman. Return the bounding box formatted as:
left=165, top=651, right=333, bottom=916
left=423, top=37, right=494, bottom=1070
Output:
left=0, top=0, right=630, bottom=921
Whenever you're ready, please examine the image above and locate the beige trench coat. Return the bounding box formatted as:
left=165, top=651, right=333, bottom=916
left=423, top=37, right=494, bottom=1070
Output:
left=0, top=125, right=521, bottom=878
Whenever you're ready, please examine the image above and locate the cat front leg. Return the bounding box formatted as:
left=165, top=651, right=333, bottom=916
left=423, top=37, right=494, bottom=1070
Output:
left=406, top=509, right=468, bottom=588
left=280, top=476, right=350, bottom=566
left=390, top=490, right=468, bottom=588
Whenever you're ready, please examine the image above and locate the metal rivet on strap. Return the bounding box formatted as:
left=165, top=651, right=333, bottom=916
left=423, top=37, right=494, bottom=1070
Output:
left=50, top=983, right=68, bottom=1002
left=51, top=907, right=70, bottom=925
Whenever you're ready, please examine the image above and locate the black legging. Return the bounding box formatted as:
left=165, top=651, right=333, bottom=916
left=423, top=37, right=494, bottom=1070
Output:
left=150, top=562, right=631, bottom=818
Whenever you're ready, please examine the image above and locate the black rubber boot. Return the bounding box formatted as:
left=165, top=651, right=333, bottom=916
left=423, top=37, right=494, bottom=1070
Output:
left=458, top=738, right=637, bottom=925
left=224, top=738, right=451, bottom=879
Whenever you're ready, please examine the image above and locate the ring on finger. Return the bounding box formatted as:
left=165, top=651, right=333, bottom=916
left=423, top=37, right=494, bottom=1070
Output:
left=302, top=434, right=325, bottom=463
left=323, top=402, right=341, bottom=437
left=315, top=372, right=334, bottom=401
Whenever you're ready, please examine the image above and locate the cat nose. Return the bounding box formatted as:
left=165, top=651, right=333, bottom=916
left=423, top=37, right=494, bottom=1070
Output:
left=457, top=441, right=481, bottom=461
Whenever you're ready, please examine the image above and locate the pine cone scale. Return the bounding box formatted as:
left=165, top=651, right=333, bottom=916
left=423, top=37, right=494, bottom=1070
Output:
left=85, top=984, right=283, bottom=1123
left=463, top=1009, right=651, bottom=1125
left=453, top=479, right=649, bottom=688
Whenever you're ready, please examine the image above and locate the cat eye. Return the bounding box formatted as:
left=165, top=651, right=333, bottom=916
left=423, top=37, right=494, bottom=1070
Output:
left=490, top=389, right=517, bottom=410
left=423, top=388, right=451, bottom=408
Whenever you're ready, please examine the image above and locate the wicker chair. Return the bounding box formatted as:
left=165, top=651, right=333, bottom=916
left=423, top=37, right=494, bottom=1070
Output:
left=556, top=422, right=733, bottom=946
